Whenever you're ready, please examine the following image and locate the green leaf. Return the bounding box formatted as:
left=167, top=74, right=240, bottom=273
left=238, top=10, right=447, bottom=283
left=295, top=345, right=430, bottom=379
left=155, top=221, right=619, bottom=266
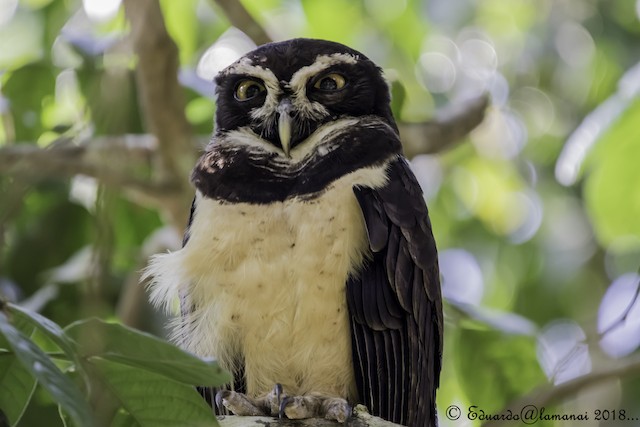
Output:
left=159, top=0, right=198, bottom=64
left=89, top=358, right=217, bottom=427
left=0, top=353, right=37, bottom=426
left=2, top=62, right=56, bottom=141
left=455, top=328, right=545, bottom=413
left=389, top=78, right=407, bottom=120
left=301, top=0, right=363, bottom=43
left=59, top=405, right=71, bottom=427
left=7, top=303, right=85, bottom=372
left=585, top=98, right=640, bottom=245
left=374, top=0, right=428, bottom=59
left=0, top=312, right=93, bottom=427
left=0, top=8, right=44, bottom=70
left=0, top=314, right=38, bottom=427
left=65, top=318, right=231, bottom=387
left=110, top=409, right=140, bottom=427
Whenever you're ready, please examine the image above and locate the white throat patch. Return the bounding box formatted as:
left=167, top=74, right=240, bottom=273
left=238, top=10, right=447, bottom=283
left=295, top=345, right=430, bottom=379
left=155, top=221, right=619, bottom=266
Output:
left=218, top=115, right=389, bottom=164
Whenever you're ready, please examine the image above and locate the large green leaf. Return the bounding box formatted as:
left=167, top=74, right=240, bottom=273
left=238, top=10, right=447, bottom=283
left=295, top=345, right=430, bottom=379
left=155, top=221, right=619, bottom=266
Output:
left=89, top=358, right=217, bottom=427
left=584, top=98, right=640, bottom=245
left=8, top=303, right=84, bottom=372
left=0, top=352, right=37, bottom=426
left=110, top=409, right=141, bottom=427
left=0, top=312, right=93, bottom=427
left=65, top=318, right=231, bottom=387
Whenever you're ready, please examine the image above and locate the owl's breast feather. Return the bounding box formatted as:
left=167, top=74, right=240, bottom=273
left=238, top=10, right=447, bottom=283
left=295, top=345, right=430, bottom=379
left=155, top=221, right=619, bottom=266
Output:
left=145, top=161, right=391, bottom=398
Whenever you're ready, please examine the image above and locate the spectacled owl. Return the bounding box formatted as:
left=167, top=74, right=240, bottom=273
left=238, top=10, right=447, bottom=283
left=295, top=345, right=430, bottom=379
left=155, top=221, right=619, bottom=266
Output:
left=146, top=38, right=443, bottom=427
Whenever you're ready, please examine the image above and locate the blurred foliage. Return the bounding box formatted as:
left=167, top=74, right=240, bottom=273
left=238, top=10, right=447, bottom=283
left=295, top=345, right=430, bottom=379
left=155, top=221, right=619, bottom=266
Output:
left=0, top=303, right=229, bottom=426
left=1, top=0, right=640, bottom=425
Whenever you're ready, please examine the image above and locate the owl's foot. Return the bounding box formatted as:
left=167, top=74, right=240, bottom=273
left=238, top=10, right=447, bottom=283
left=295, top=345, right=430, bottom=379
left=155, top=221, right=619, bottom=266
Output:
left=215, top=383, right=285, bottom=417
left=280, top=392, right=352, bottom=423
left=216, top=385, right=352, bottom=423
left=215, top=390, right=266, bottom=416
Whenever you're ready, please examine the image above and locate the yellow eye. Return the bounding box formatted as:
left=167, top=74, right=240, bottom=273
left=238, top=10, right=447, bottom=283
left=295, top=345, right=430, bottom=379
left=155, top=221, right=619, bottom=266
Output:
left=234, top=79, right=266, bottom=101
left=313, top=73, right=346, bottom=91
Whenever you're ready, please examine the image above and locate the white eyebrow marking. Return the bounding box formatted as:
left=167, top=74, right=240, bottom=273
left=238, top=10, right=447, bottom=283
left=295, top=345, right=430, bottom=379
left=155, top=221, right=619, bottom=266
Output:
left=218, top=52, right=360, bottom=131
left=221, top=57, right=281, bottom=126
left=289, top=53, right=358, bottom=92
left=289, top=53, right=359, bottom=121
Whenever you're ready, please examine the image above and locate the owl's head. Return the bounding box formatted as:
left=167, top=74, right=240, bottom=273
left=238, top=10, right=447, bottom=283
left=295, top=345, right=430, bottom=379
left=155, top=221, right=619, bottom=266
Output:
left=213, top=38, right=397, bottom=157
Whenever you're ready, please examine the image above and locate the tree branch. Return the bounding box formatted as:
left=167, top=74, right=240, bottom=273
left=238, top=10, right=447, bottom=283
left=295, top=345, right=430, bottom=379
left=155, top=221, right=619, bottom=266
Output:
left=482, top=355, right=640, bottom=427
left=217, top=405, right=402, bottom=427
left=0, top=92, right=488, bottom=195
left=123, top=0, right=196, bottom=225
left=2, top=0, right=488, bottom=219
left=398, top=94, right=489, bottom=158
left=211, top=0, right=272, bottom=46
left=0, top=136, right=179, bottom=198
left=2, top=0, right=488, bottom=205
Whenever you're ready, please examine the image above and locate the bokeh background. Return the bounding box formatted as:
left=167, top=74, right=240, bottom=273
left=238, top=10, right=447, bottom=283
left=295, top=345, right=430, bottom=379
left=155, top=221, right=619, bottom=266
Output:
left=1, top=0, right=640, bottom=425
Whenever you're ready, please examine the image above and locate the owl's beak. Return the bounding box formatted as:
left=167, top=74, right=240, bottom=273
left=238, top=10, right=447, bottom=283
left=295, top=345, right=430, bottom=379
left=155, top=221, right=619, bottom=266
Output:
left=277, top=98, right=293, bottom=157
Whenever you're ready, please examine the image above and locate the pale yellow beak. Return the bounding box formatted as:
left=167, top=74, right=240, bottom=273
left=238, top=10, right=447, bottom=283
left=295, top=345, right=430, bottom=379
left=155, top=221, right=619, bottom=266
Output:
left=277, top=99, right=293, bottom=157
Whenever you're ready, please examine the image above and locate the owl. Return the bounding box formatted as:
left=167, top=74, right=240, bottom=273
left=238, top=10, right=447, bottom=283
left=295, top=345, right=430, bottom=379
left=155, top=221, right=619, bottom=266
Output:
left=146, top=38, right=442, bottom=427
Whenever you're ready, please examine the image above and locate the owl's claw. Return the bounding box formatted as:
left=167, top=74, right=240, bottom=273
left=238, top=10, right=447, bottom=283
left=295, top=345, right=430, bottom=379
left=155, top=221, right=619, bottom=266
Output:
left=323, top=397, right=353, bottom=423
left=215, top=385, right=352, bottom=423
left=279, top=395, right=292, bottom=419
left=214, top=390, right=225, bottom=413
left=274, top=383, right=284, bottom=405
left=266, top=383, right=286, bottom=417
left=278, top=389, right=352, bottom=423
left=214, top=390, right=266, bottom=416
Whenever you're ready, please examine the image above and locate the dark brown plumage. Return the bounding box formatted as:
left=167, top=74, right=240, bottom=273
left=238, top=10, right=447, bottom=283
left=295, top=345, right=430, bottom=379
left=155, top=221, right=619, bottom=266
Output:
left=351, top=158, right=442, bottom=426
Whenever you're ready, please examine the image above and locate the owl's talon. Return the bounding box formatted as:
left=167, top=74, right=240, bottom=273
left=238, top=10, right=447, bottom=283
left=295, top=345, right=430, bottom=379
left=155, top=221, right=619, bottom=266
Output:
left=214, top=390, right=266, bottom=416
left=214, top=390, right=228, bottom=412
left=279, top=395, right=292, bottom=419
left=323, top=397, right=352, bottom=423
left=281, top=395, right=319, bottom=419
left=264, top=383, right=287, bottom=417
left=274, top=383, right=284, bottom=406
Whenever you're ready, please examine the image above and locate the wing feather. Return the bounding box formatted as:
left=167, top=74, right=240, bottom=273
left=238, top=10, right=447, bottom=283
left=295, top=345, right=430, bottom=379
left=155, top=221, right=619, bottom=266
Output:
left=348, top=156, right=442, bottom=427
left=361, top=323, right=379, bottom=412
left=354, top=189, right=389, bottom=251
left=385, top=225, right=401, bottom=290
left=373, top=332, right=388, bottom=417
left=362, top=266, right=384, bottom=330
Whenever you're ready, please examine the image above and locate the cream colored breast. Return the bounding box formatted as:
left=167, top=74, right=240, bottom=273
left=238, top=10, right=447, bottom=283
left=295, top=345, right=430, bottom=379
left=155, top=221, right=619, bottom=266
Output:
left=146, top=164, right=388, bottom=398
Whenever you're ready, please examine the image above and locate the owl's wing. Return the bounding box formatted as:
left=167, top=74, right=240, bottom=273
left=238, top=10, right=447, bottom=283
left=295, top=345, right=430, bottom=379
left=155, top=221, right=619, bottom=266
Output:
left=348, top=156, right=443, bottom=427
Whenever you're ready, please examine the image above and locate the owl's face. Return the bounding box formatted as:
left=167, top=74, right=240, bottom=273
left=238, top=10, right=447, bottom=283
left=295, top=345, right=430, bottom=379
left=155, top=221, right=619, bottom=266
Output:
left=213, top=39, right=396, bottom=157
